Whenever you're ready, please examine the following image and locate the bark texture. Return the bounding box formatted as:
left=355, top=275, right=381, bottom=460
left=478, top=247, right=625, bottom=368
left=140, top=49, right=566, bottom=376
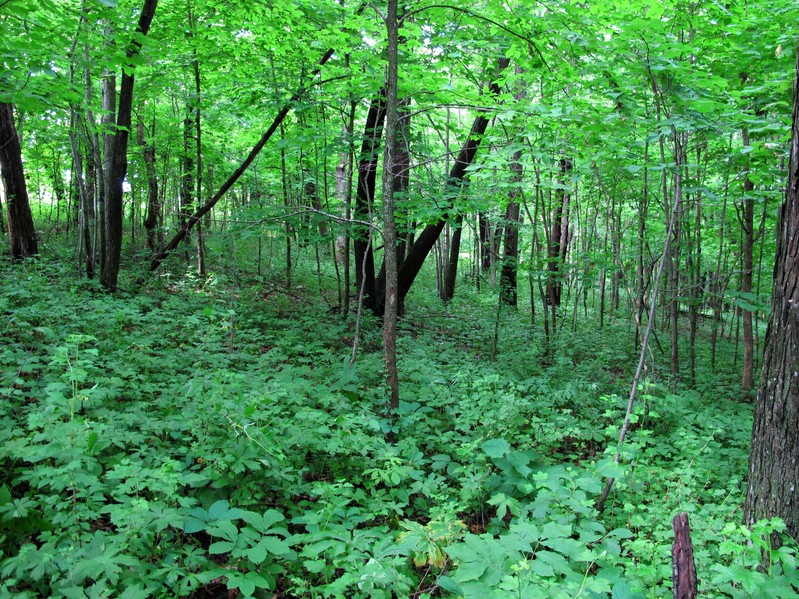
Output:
left=671, top=513, right=697, bottom=599
left=0, top=103, right=38, bottom=258
left=743, top=47, right=799, bottom=543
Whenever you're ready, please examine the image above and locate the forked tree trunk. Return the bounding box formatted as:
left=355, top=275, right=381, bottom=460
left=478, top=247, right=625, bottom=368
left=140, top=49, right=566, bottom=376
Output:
left=0, top=103, right=38, bottom=258
left=371, top=59, right=508, bottom=315
left=149, top=47, right=336, bottom=272
left=743, top=46, right=799, bottom=545
left=441, top=214, right=463, bottom=302
left=353, top=90, right=387, bottom=311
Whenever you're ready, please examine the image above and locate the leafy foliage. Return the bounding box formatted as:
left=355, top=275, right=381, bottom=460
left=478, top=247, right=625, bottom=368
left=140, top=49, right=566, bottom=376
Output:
left=0, top=255, right=795, bottom=597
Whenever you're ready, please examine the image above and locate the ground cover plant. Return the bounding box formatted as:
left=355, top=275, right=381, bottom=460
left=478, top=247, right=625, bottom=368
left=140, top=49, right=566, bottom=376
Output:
left=1, top=254, right=796, bottom=598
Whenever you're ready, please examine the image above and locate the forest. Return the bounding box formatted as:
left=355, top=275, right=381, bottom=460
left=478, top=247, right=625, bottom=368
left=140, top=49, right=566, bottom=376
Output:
left=2, top=0, right=799, bottom=597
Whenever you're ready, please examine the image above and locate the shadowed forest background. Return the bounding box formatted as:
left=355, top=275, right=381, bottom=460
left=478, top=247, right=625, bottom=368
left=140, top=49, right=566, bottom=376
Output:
left=2, top=0, right=799, bottom=597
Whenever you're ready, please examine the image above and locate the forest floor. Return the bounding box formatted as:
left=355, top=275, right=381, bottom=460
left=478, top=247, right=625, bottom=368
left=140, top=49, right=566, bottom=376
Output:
left=1, top=250, right=796, bottom=598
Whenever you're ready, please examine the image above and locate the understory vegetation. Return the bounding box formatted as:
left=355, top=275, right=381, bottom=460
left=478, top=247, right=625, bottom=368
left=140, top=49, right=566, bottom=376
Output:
left=2, top=248, right=797, bottom=598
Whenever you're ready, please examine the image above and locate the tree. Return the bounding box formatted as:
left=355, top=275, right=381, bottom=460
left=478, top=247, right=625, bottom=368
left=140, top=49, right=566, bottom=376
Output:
left=101, top=0, right=159, bottom=290
left=381, top=0, right=400, bottom=423
left=0, top=103, right=38, bottom=258
left=743, top=45, right=799, bottom=544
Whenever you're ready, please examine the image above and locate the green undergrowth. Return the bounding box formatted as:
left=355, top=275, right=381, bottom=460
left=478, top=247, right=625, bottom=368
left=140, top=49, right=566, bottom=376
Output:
left=1, top=255, right=796, bottom=598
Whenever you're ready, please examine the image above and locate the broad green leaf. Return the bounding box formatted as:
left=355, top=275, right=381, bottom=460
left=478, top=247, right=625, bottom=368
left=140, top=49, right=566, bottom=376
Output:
left=483, top=438, right=510, bottom=458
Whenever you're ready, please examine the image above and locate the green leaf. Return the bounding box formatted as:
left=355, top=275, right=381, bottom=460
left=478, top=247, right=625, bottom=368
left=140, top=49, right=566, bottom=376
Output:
left=208, top=541, right=235, bottom=554
left=247, top=542, right=268, bottom=564
left=483, top=438, right=510, bottom=458
left=260, top=535, right=292, bottom=555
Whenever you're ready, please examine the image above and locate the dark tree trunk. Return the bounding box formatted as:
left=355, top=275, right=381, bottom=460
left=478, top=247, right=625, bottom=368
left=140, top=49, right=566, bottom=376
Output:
left=479, top=212, right=491, bottom=271
left=499, top=150, right=524, bottom=306
left=101, top=0, right=159, bottom=290
left=180, top=115, right=195, bottom=230
left=672, top=513, right=697, bottom=599
left=353, top=90, right=387, bottom=311
left=441, top=214, right=463, bottom=302
left=743, top=47, right=799, bottom=545
left=0, top=103, right=38, bottom=258
left=546, top=158, right=572, bottom=307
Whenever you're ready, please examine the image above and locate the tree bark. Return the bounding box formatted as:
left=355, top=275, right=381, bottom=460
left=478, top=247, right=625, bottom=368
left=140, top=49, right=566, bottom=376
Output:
left=101, top=0, right=159, bottom=290
left=743, top=46, right=799, bottom=545
left=137, top=122, right=160, bottom=252
left=672, top=513, right=698, bottom=599
left=0, top=103, right=38, bottom=258
left=382, top=0, right=400, bottom=423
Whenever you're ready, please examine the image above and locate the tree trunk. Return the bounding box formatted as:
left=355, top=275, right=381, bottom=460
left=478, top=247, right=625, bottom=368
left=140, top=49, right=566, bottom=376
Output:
left=669, top=132, right=686, bottom=386
left=382, top=0, right=400, bottom=424
left=137, top=122, right=160, bottom=253
left=101, top=0, right=159, bottom=290
left=442, top=215, right=463, bottom=302
left=743, top=46, right=799, bottom=545
left=546, top=158, right=572, bottom=307
left=499, top=150, right=524, bottom=306
left=353, top=90, right=387, bottom=311
left=741, top=127, right=755, bottom=391
left=0, top=103, right=38, bottom=258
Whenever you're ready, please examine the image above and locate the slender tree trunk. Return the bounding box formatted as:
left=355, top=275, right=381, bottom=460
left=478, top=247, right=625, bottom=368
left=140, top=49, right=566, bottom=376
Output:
left=100, top=69, right=115, bottom=271
left=546, top=158, right=572, bottom=307
left=101, top=0, right=159, bottom=290
left=669, top=132, right=686, bottom=386
left=382, top=0, right=400, bottom=424
left=442, top=214, right=463, bottom=302
left=741, top=127, right=755, bottom=391
left=0, top=103, right=38, bottom=258
left=636, top=140, right=649, bottom=349
left=743, top=46, right=799, bottom=544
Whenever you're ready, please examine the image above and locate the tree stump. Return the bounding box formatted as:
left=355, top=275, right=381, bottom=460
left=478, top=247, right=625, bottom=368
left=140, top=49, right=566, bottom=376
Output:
left=672, top=512, right=698, bottom=598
